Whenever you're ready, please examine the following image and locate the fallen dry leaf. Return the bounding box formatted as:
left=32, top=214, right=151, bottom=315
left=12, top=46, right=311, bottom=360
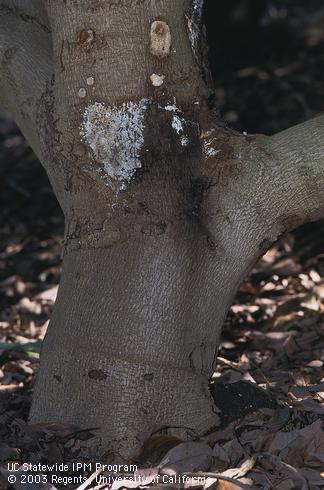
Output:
left=159, top=441, right=212, bottom=475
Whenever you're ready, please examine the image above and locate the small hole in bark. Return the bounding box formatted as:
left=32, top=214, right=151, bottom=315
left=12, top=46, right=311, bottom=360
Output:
left=77, top=29, right=95, bottom=46
left=154, top=23, right=165, bottom=36
left=206, top=236, right=216, bottom=250
left=53, top=375, right=62, bottom=382
left=143, top=373, right=154, bottom=381
left=138, top=201, right=148, bottom=210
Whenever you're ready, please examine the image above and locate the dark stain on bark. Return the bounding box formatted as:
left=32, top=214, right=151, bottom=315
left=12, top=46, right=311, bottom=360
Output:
left=88, top=369, right=107, bottom=381
left=139, top=104, right=201, bottom=173
left=142, top=106, right=185, bottom=161
left=54, top=375, right=62, bottom=382
left=206, top=235, right=217, bottom=251
left=2, top=47, right=18, bottom=69
left=36, top=78, right=78, bottom=194
left=184, top=176, right=211, bottom=222
left=120, top=103, right=224, bottom=241
left=141, top=221, right=167, bottom=236
left=137, top=201, right=149, bottom=214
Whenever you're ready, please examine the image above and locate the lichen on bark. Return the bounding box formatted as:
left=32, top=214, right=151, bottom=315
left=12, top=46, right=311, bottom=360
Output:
left=80, top=99, right=148, bottom=187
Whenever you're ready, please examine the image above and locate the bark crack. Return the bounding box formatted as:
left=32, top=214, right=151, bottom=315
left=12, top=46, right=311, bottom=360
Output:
left=58, top=341, right=209, bottom=376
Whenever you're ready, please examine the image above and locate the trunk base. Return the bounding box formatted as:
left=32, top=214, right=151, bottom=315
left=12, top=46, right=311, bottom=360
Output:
left=29, top=229, right=223, bottom=461
left=30, top=342, right=219, bottom=460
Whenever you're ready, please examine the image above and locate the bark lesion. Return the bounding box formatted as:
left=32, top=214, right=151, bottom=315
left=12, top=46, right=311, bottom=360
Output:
left=141, top=102, right=201, bottom=164
left=62, top=100, right=243, bottom=254
left=184, top=175, right=212, bottom=221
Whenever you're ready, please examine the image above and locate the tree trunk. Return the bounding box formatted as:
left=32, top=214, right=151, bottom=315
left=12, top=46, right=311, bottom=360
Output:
left=1, top=0, right=324, bottom=461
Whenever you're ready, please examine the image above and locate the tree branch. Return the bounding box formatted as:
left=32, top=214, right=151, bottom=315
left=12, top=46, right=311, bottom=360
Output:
left=0, top=0, right=53, bottom=158
left=265, top=115, right=324, bottom=231
left=196, top=115, right=324, bottom=294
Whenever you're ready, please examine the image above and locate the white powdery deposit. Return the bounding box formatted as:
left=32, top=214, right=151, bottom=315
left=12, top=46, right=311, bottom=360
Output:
left=164, top=103, right=189, bottom=146
left=203, top=140, right=220, bottom=158
left=201, top=129, right=220, bottom=158
left=171, top=115, right=184, bottom=134
left=80, top=99, right=147, bottom=185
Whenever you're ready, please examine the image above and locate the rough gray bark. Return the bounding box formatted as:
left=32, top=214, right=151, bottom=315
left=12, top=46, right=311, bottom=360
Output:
left=1, top=0, right=324, bottom=460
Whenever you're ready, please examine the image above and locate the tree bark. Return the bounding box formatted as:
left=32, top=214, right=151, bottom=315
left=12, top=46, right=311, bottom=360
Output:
left=0, top=0, right=52, bottom=158
left=1, top=0, right=324, bottom=461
